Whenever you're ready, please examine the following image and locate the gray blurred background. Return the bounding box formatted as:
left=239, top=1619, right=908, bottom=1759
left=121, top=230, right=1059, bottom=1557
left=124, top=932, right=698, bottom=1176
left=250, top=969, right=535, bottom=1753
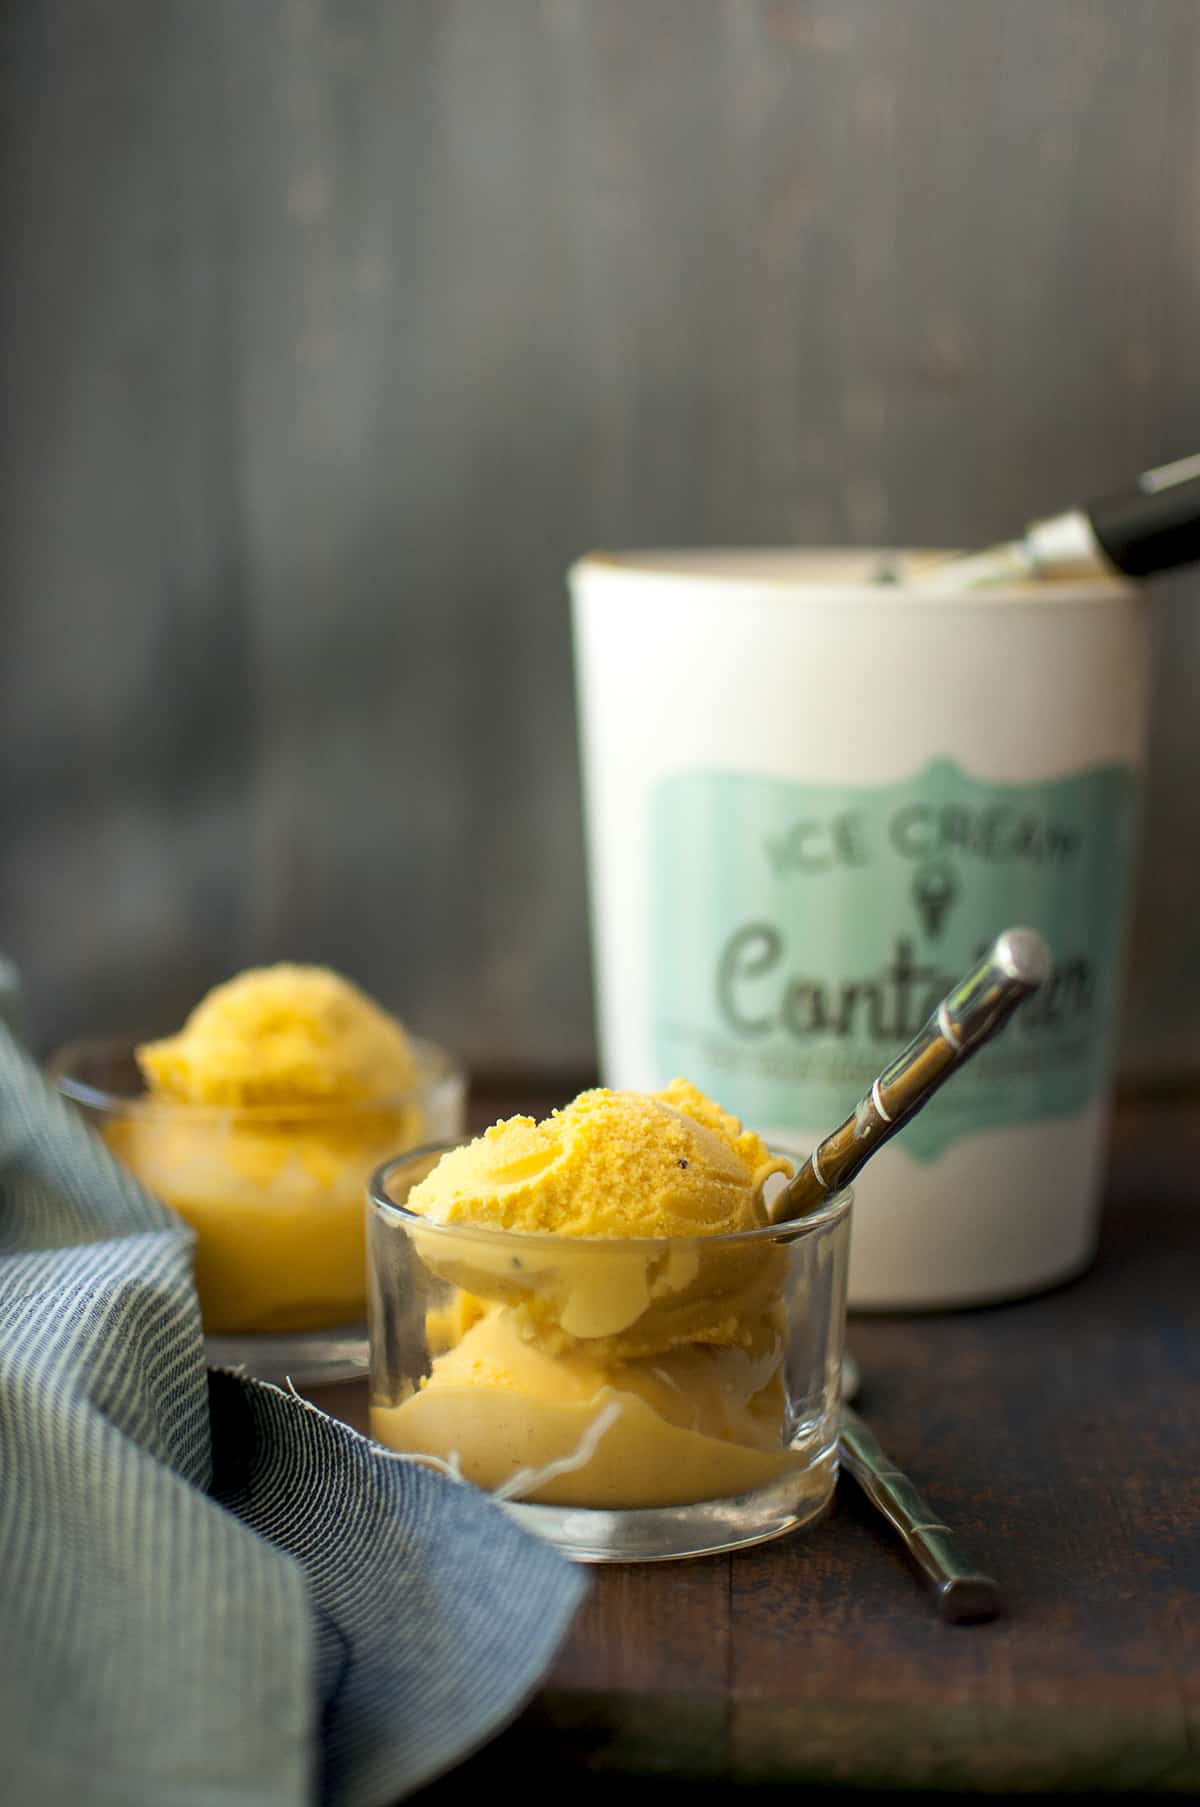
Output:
left=2, top=0, right=1198, bottom=1084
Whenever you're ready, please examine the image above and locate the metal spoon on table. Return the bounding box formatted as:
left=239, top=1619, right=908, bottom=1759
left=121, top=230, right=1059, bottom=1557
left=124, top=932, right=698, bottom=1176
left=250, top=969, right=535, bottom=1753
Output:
left=839, top=1355, right=998, bottom=1625
left=766, top=926, right=1051, bottom=1623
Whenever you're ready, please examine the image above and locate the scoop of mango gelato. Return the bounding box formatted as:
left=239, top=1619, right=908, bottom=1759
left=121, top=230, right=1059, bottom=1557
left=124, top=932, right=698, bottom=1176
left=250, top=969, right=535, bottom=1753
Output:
left=137, top=963, right=415, bottom=1108
left=373, top=1303, right=798, bottom=1509
left=407, top=1078, right=785, bottom=1237
left=112, top=964, right=422, bottom=1334
left=403, top=1081, right=791, bottom=1361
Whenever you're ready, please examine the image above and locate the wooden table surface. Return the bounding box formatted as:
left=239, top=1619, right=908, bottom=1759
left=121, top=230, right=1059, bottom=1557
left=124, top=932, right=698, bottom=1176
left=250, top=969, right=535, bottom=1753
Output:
left=313, top=1096, right=1200, bottom=1798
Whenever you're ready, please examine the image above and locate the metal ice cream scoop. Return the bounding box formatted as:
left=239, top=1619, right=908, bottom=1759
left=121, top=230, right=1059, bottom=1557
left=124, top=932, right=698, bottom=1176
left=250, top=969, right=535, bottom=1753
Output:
left=766, top=926, right=1051, bottom=1226
left=774, top=932, right=1050, bottom=1622
left=905, top=453, right=1200, bottom=592
left=839, top=1353, right=998, bottom=1624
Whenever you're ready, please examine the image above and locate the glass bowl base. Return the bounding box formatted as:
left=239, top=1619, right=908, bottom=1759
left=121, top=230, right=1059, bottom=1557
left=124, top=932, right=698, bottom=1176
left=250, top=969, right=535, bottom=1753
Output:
left=499, top=1447, right=838, bottom=1563
left=206, top=1324, right=369, bottom=1387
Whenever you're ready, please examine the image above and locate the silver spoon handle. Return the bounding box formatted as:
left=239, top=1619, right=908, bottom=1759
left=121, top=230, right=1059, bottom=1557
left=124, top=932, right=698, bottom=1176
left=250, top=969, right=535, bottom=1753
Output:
left=840, top=1405, right=999, bottom=1624
left=770, top=927, right=1050, bottom=1224
left=910, top=454, right=1200, bottom=590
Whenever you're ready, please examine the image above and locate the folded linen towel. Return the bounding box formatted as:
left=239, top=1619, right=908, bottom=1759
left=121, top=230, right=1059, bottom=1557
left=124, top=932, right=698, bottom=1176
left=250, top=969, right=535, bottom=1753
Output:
left=0, top=1020, right=585, bottom=1806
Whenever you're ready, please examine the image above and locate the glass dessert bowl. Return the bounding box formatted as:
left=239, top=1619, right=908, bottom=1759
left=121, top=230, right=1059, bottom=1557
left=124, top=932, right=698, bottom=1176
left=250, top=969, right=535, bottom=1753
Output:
left=367, top=1089, right=850, bottom=1562
left=49, top=971, right=466, bottom=1384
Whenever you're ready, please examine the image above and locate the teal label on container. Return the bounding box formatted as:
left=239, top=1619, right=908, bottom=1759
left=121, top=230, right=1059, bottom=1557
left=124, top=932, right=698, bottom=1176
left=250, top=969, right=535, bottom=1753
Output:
left=650, top=758, right=1139, bottom=1159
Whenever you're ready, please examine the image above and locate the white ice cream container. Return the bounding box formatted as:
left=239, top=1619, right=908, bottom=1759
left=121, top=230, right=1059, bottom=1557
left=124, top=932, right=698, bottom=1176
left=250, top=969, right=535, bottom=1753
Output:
left=569, top=549, right=1150, bottom=1309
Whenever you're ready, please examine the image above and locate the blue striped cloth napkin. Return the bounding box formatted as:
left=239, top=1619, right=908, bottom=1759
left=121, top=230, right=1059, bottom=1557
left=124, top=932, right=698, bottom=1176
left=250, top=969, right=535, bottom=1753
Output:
left=0, top=1020, right=586, bottom=1806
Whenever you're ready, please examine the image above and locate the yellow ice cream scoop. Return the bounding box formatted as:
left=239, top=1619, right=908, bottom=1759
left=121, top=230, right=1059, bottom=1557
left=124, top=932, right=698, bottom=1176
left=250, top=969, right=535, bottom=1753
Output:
left=137, top=963, right=416, bottom=1108
left=408, top=1078, right=785, bottom=1237
left=372, top=1301, right=802, bottom=1509
left=404, top=1081, right=791, bottom=1358
left=107, top=965, right=425, bottom=1333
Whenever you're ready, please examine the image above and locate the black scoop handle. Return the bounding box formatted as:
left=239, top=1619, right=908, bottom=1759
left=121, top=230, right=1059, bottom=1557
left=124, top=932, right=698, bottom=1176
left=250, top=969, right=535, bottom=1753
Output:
left=1089, top=459, right=1200, bottom=578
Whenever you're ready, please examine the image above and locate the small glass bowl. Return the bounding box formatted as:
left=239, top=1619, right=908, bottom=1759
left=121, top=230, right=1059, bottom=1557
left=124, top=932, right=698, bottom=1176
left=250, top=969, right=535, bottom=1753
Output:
left=49, top=1036, right=466, bottom=1384
left=367, top=1141, right=851, bottom=1563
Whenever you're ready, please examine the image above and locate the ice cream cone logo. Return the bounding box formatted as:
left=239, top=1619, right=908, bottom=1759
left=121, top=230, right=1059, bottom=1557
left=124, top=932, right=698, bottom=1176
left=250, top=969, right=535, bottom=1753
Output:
left=911, top=860, right=959, bottom=940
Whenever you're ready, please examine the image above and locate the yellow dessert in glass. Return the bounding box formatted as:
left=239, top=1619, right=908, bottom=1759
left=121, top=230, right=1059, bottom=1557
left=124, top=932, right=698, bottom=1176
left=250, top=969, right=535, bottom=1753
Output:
left=52, top=965, right=465, bottom=1342
left=367, top=1082, right=851, bottom=1557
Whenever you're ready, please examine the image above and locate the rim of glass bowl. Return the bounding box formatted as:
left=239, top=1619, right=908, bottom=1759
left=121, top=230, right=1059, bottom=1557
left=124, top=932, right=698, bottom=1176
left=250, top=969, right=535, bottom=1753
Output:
left=47, top=1033, right=464, bottom=1124
left=368, top=1138, right=852, bottom=1252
